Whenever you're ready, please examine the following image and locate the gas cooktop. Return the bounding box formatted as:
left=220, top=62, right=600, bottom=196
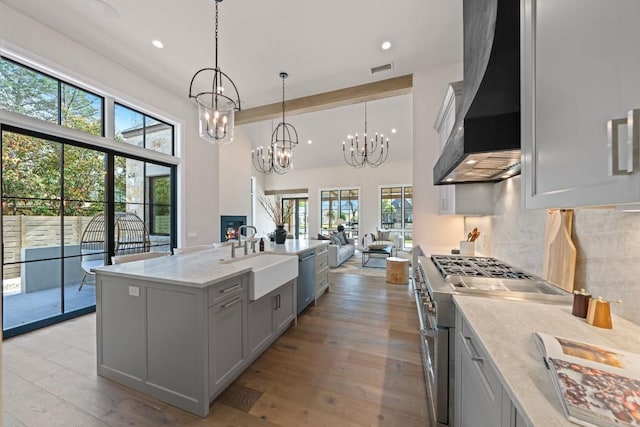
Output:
left=431, top=255, right=538, bottom=280
left=428, top=254, right=571, bottom=300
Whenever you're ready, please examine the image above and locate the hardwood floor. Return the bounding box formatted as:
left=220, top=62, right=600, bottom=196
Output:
left=2, top=272, right=431, bottom=426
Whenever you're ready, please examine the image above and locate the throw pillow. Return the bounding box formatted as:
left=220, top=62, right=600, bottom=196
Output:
left=377, top=230, right=390, bottom=241
left=337, top=231, right=348, bottom=245
left=317, top=233, right=330, bottom=240
left=329, top=234, right=342, bottom=246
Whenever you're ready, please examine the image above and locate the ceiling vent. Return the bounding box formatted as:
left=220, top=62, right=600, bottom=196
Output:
left=370, top=62, right=393, bottom=74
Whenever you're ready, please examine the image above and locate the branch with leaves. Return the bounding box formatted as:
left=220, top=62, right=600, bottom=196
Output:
left=258, top=194, right=293, bottom=226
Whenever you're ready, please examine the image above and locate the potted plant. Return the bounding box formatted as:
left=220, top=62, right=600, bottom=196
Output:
left=258, top=194, right=293, bottom=244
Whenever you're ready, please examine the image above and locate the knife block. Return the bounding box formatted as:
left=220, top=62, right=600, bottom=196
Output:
left=459, top=241, right=475, bottom=256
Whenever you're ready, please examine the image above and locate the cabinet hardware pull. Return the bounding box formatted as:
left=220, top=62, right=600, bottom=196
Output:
left=220, top=283, right=242, bottom=294
left=464, top=336, right=484, bottom=363
left=221, top=297, right=241, bottom=309
left=277, top=294, right=281, bottom=309
left=608, top=117, right=633, bottom=175
left=628, top=109, right=640, bottom=172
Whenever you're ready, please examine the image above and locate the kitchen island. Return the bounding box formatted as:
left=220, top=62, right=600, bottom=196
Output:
left=453, top=295, right=640, bottom=426
left=93, top=239, right=328, bottom=417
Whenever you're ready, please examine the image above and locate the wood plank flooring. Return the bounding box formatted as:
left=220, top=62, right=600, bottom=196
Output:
left=2, top=272, right=431, bottom=426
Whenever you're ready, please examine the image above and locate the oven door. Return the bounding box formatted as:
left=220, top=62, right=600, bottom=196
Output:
left=414, top=289, right=438, bottom=422
left=414, top=288, right=451, bottom=426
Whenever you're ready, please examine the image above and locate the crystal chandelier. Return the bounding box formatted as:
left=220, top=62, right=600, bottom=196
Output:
left=188, top=0, right=241, bottom=144
left=342, top=103, right=389, bottom=168
left=252, top=72, right=299, bottom=175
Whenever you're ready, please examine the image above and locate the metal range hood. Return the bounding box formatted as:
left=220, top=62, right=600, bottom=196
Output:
left=433, top=0, right=520, bottom=185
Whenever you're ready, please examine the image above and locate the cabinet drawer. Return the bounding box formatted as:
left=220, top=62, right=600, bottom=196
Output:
left=316, top=274, right=329, bottom=293
left=315, top=244, right=329, bottom=256
left=316, top=265, right=329, bottom=280
left=208, top=276, right=246, bottom=306
left=316, top=254, right=329, bottom=270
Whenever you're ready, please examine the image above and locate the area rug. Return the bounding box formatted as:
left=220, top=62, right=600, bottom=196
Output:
left=330, top=250, right=412, bottom=278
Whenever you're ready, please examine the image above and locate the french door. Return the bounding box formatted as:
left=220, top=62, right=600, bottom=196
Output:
left=282, top=197, right=308, bottom=240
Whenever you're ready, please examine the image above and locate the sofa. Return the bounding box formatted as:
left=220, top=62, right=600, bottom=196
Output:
left=328, top=237, right=355, bottom=267
left=312, top=232, right=355, bottom=267
left=361, top=229, right=403, bottom=252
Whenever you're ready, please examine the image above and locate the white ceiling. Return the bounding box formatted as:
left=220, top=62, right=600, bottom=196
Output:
left=2, top=0, right=462, bottom=169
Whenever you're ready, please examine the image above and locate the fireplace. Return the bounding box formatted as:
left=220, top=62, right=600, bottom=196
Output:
left=220, top=215, right=246, bottom=242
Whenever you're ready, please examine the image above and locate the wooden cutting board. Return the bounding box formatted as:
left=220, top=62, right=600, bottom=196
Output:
left=542, top=209, right=576, bottom=292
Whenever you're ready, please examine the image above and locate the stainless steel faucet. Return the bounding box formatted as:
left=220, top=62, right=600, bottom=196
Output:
left=237, top=225, right=257, bottom=255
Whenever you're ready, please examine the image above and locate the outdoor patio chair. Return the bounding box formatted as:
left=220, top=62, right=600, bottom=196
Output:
left=79, top=212, right=151, bottom=290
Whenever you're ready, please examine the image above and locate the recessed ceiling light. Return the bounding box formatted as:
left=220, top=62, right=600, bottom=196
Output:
left=90, top=0, right=120, bottom=19
left=307, top=140, right=312, bottom=144
left=391, top=128, right=397, bottom=134
left=381, top=41, right=392, bottom=50
left=465, top=159, right=477, bottom=165
left=152, top=40, right=164, bottom=49
left=445, top=177, right=454, bottom=182
left=501, top=174, right=510, bottom=179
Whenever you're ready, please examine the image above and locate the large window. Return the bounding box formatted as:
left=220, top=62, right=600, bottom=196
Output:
left=1, top=56, right=177, bottom=338
left=115, top=103, right=174, bottom=155
left=380, top=186, right=413, bottom=247
left=320, top=189, right=359, bottom=239
left=0, top=57, right=104, bottom=136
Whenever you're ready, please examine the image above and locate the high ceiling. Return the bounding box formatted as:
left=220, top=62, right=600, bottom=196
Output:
left=2, top=0, right=462, bottom=169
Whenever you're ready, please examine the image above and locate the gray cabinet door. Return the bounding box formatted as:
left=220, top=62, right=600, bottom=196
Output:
left=455, top=330, right=502, bottom=427
left=274, top=280, right=295, bottom=332
left=522, top=0, right=640, bottom=208
left=209, top=293, right=246, bottom=394
left=247, top=293, right=274, bottom=357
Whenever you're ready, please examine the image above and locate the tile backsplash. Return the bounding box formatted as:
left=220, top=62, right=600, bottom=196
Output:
left=465, top=176, right=640, bottom=325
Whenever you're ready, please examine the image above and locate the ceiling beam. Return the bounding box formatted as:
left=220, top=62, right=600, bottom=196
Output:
left=235, top=74, right=413, bottom=125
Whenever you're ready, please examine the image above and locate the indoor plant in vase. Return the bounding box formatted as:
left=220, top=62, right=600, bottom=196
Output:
left=258, top=194, right=292, bottom=244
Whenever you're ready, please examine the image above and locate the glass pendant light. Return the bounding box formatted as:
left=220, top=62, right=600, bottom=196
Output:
left=188, top=0, right=241, bottom=144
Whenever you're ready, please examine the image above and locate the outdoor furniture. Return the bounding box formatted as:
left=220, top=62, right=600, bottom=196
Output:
left=362, top=244, right=392, bottom=267
left=79, top=212, right=151, bottom=290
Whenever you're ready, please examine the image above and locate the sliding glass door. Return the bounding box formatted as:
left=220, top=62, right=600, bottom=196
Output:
left=1, top=127, right=176, bottom=337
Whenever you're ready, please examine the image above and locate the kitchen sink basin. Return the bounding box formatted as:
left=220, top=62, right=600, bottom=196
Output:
left=226, top=253, right=298, bottom=300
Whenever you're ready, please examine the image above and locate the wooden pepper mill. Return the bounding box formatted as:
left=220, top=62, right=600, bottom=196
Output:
left=571, top=289, right=591, bottom=318
left=586, top=297, right=621, bottom=329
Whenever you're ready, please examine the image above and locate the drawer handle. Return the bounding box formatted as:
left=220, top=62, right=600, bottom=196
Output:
left=464, top=336, right=484, bottom=363
left=608, top=116, right=634, bottom=175
left=220, top=283, right=242, bottom=294
left=221, top=297, right=241, bottom=309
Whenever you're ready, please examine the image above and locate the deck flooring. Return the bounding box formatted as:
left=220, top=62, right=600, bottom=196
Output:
left=2, top=272, right=431, bottom=426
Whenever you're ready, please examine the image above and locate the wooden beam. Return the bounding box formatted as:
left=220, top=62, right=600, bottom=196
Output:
left=264, top=188, right=309, bottom=196
left=236, top=74, right=413, bottom=125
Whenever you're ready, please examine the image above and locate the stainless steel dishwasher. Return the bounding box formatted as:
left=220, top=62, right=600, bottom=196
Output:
left=297, top=251, right=316, bottom=314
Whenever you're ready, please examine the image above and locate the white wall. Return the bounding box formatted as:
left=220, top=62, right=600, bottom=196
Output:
left=412, top=63, right=465, bottom=255
left=261, top=160, right=412, bottom=240
left=0, top=4, right=220, bottom=247
left=218, top=127, right=254, bottom=226
left=465, top=176, right=640, bottom=325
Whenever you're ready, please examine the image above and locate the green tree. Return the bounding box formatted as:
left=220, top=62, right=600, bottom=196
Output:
left=1, top=58, right=105, bottom=216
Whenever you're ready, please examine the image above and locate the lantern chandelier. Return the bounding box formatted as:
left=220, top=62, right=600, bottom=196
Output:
left=342, top=103, right=389, bottom=168
left=188, top=0, right=241, bottom=144
left=252, top=72, right=299, bottom=175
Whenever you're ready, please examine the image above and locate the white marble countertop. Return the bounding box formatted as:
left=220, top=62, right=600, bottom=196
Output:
left=453, top=295, right=640, bottom=427
left=93, top=239, right=328, bottom=288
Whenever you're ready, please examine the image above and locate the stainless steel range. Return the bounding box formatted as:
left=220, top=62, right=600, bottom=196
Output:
left=412, top=250, right=571, bottom=426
